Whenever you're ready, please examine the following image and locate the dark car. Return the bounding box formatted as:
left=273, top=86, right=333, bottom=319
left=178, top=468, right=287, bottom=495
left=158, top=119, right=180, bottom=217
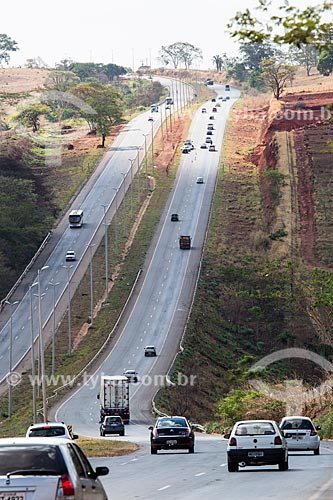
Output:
left=181, top=146, right=191, bottom=154
left=0, top=437, right=109, bottom=499
left=149, top=416, right=195, bottom=454
left=171, top=213, right=179, bottom=221
left=200, top=143, right=208, bottom=149
left=207, top=130, right=213, bottom=136
left=100, top=416, right=125, bottom=436
left=205, top=137, right=213, bottom=144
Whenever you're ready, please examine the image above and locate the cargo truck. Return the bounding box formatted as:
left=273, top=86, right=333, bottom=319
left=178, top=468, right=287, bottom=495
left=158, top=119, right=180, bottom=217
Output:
left=98, top=375, right=130, bottom=424
left=179, top=235, right=191, bottom=249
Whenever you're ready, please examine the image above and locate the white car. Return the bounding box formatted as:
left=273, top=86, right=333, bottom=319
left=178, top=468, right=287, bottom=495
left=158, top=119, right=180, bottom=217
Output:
left=144, top=345, right=157, bottom=356
left=26, top=421, right=78, bottom=439
left=196, top=176, right=204, bottom=184
left=123, top=369, right=138, bottom=382
left=280, top=416, right=320, bottom=454
left=226, top=420, right=288, bottom=472
left=65, top=250, right=76, bottom=261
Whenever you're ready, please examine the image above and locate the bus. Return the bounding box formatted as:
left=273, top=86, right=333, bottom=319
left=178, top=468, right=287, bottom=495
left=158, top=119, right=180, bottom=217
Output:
left=69, top=209, right=83, bottom=228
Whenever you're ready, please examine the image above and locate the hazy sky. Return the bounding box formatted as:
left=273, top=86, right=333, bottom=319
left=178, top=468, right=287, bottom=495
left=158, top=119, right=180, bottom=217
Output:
left=2, top=0, right=319, bottom=70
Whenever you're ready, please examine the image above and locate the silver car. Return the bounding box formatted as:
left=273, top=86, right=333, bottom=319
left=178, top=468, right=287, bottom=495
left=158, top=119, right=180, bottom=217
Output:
left=0, top=437, right=109, bottom=499
left=280, top=416, right=321, bottom=454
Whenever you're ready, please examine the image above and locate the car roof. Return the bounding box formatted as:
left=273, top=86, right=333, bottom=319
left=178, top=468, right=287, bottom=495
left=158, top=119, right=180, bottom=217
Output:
left=280, top=415, right=312, bottom=420
left=234, top=419, right=277, bottom=425
left=0, top=437, right=71, bottom=446
left=28, top=422, right=67, bottom=428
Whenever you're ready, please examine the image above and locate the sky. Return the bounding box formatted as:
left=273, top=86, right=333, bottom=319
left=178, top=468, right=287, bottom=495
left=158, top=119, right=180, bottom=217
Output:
left=2, top=0, right=322, bottom=71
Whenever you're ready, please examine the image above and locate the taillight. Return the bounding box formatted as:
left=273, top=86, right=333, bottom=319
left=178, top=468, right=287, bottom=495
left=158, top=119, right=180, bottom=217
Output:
left=274, top=436, right=282, bottom=445
left=57, top=474, right=75, bottom=498
left=310, top=429, right=317, bottom=436
left=229, top=437, right=237, bottom=446
left=153, top=428, right=159, bottom=437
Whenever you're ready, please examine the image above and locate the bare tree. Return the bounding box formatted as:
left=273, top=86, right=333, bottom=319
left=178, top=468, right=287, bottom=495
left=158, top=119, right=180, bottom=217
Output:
left=260, top=58, right=297, bottom=100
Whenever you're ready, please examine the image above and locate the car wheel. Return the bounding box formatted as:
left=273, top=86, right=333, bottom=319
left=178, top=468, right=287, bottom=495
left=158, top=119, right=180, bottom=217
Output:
left=189, top=445, right=195, bottom=454
left=100, top=431, right=105, bottom=437
left=120, top=431, right=125, bottom=436
left=151, top=447, right=158, bottom=455
left=227, top=459, right=238, bottom=472
left=278, top=457, right=288, bottom=471
left=314, top=447, right=320, bottom=455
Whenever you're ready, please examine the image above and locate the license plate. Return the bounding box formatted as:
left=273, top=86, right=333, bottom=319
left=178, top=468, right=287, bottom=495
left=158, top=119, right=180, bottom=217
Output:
left=0, top=494, right=26, bottom=500
left=248, top=451, right=264, bottom=458
left=292, top=436, right=302, bottom=439
left=166, top=440, right=177, bottom=445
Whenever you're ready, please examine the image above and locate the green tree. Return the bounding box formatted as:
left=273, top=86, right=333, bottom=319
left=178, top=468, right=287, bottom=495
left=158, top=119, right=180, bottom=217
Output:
left=212, top=55, right=223, bottom=71
left=0, top=34, right=19, bottom=66
left=289, top=44, right=320, bottom=76
left=317, top=46, right=333, bottom=76
left=73, top=82, right=122, bottom=147
left=160, top=42, right=202, bottom=69
left=240, top=42, right=278, bottom=70
left=259, top=58, right=297, bottom=99
left=228, top=1, right=333, bottom=49
left=15, top=104, right=51, bottom=132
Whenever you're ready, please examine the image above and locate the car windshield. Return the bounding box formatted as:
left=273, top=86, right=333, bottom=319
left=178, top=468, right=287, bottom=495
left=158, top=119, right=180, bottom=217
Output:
left=235, top=422, right=275, bottom=436
left=0, top=444, right=66, bottom=475
left=281, top=419, right=313, bottom=430
left=157, top=418, right=187, bottom=428
left=28, top=427, right=66, bottom=437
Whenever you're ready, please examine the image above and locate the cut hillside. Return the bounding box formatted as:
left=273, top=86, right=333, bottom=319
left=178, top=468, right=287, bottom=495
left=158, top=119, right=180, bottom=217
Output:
left=157, top=80, right=333, bottom=426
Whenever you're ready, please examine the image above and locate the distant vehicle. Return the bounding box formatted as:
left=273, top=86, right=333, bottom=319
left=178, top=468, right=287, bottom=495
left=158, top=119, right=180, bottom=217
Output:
left=204, top=79, right=214, bottom=85
left=100, top=416, right=125, bottom=436
left=207, top=124, right=214, bottom=130
left=0, top=437, right=109, bottom=499
left=226, top=96, right=230, bottom=100
left=69, top=209, right=83, bottom=228
left=184, top=139, right=194, bottom=150
left=26, top=421, right=78, bottom=440
left=225, top=84, right=230, bottom=91
left=212, top=107, right=217, bottom=112
left=209, top=144, right=216, bottom=152
left=200, top=143, right=208, bottom=149
left=65, top=250, right=76, bottom=261
left=123, top=369, right=139, bottom=383
left=151, top=105, right=159, bottom=112
left=171, top=213, right=179, bottom=221
left=179, top=235, right=191, bottom=249
left=215, top=102, right=221, bottom=107
left=166, top=105, right=171, bottom=110
left=149, top=416, right=195, bottom=454
left=209, top=115, right=215, bottom=120
left=207, top=130, right=213, bottom=136
left=211, top=98, right=216, bottom=102
left=196, top=176, right=204, bottom=184
left=182, top=146, right=191, bottom=154
left=144, top=345, right=157, bottom=356
left=205, top=137, right=213, bottom=144
left=98, top=375, right=130, bottom=423
left=165, top=97, right=174, bottom=105
left=280, top=416, right=320, bottom=454
left=226, top=420, right=288, bottom=472
left=201, top=107, right=207, bottom=113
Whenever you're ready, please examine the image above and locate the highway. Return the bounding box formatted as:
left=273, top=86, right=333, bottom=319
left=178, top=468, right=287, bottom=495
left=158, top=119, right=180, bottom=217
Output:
left=0, top=77, right=192, bottom=384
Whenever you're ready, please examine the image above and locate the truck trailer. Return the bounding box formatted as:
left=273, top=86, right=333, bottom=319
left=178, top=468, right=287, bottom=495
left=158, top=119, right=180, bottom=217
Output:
left=98, top=375, right=130, bottom=424
left=179, top=235, right=191, bottom=249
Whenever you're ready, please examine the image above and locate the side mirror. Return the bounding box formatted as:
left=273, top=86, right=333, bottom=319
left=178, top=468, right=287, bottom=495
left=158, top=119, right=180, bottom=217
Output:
left=280, top=430, right=284, bottom=437
left=148, top=426, right=153, bottom=431
left=72, top=434, right=79, bottom=440
left=316, top=425, right=321, bottom=430
left=95, top=466, right=109, bottom=477
left=97, top=393, right=100, bottom=400
left=223, top=433, right=230, bottom=439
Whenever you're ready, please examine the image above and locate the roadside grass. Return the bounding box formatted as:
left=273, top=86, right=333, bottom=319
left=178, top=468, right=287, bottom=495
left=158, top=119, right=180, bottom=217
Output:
left=76, top=437, right=140, bottom=457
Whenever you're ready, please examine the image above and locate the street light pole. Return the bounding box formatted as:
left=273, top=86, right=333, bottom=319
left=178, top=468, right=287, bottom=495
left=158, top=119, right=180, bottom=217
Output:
left=5, top=299, right=18, bottom=418
left=101, top=205, right=109, bottom=302
left=148, top=117, right=154, bottom=176
left=112, top=187, right=119, bottom=255
left=88, top=244, right=95, bottom=324
left=29, top=284, right=37, bottom=423
left=37, top=265, right=49, bottom=421
left=128, top=160, right=134, bottom=219
left=137, top=148, right=141, bottom=201
left=142, top=134, right=148, bottom=190
left=62, top=265, right=73, bottom=356
left=121, top=173, right=126, bottom=236
left=48, top=281, right=60, bottom=376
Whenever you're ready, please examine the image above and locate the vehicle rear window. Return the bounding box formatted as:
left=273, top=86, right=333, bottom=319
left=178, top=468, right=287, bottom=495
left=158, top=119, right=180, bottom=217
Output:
left=281, top=419, right=313, bottom=430
left=157, top=418, right=187, bottom=428
left=235, top=422, right=275, bottom=436
left=28, top=426, right=66, bottom=437
left=0, top=444, right=67, bottom=475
